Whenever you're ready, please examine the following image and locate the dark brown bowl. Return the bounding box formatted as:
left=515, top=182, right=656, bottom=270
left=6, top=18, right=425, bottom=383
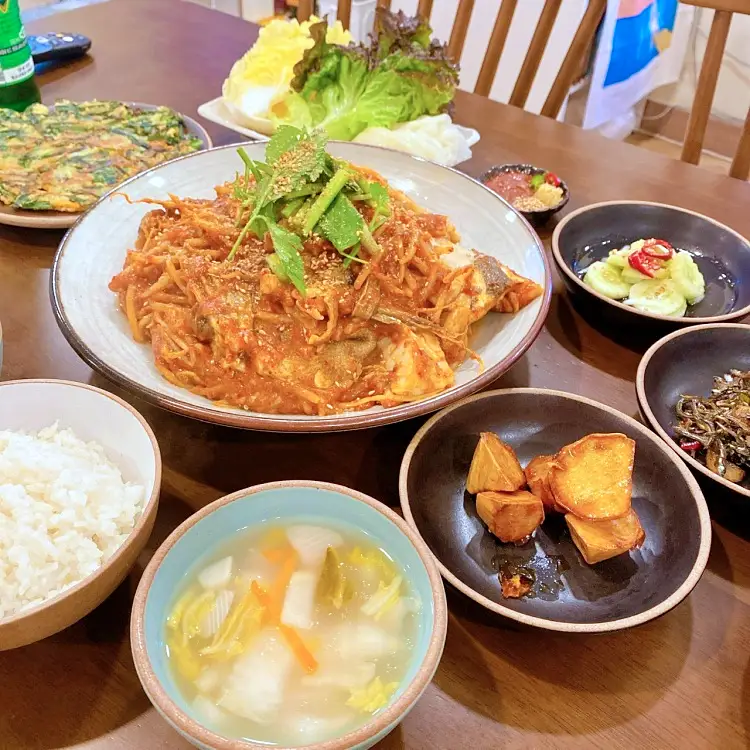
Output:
left=552, top=201, right=750, bottom=334
left=479, top=163, right=569, bottom=227
left=636, top=323, right=750, bottom=500
left=399, top=388, right=711, bottom=633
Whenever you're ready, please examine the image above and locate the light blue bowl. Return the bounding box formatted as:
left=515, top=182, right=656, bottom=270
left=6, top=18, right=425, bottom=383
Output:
left=131, top=481, right=447, bottom=750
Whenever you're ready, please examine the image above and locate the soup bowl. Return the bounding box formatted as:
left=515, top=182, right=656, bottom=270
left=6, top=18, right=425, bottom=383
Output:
left=131, top=480, right=447, bottom=750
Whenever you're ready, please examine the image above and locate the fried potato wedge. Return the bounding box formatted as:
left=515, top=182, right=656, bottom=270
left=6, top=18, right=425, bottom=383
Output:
left=466, top=432, right=526, bottom=494
left=524, top=454, right=561, bottom=512
left=550, top=433, right=635, bottom=519
left=476, top=490, right=544, bottom=544
left=565, top=508, right=646, bottom=565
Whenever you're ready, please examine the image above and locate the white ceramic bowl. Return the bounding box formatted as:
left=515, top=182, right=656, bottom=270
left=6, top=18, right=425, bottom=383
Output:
left=0, top=379, right=161, bottom=649
left=51, top=142, right=551, bottom=432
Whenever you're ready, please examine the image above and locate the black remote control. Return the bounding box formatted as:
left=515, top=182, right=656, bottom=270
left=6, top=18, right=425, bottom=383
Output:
left=27, top=33, right=92, bottom=64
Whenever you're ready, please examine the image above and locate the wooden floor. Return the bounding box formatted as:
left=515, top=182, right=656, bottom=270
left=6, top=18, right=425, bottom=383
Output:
left=625, top=131, right=738, bottom=178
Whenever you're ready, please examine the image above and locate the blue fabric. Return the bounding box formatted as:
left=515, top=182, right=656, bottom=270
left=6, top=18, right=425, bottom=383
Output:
left=604, top=0, right=678, bottom=87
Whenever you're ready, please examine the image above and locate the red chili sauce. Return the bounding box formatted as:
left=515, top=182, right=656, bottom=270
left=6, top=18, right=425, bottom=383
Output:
left=482, top=171, right=533, bottom=203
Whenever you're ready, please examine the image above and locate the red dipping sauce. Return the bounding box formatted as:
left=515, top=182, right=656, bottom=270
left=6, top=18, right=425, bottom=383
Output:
left=482, top=171, right=533, bottom=203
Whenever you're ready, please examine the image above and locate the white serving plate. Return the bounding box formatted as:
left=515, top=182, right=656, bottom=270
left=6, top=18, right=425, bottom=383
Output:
left=197, top=96, right=481, bottom=167
left=198, top=97, right=271, bottom=141
left=51, top=141, right=551, bottom=432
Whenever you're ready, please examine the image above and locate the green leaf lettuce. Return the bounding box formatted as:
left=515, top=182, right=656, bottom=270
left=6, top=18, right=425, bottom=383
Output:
left=271, top=11, right=457, bottom=142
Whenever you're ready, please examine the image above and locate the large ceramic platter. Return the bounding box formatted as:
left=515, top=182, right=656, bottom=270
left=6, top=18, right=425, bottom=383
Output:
left=51, top=142, right=551, bottom=432
left=0, top=103, right=212, bottom=230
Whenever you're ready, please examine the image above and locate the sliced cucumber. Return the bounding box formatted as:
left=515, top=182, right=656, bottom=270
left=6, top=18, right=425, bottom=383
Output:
left=628, top=278, right=688, bottom=317
left=606, top=241, right=638, bottom=268
left=583, top=261, right=631, bottom=300
left=606, top=249, right=628, bottom=269
left=620, top=264, right=653, bottom=284
left=668, top=251, right=705, bottom=304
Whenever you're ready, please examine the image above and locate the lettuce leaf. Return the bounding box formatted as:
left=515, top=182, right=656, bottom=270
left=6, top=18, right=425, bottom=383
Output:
left=272, top=11, right=457, bottom=141
left=372, top=8, right=433, bottom=62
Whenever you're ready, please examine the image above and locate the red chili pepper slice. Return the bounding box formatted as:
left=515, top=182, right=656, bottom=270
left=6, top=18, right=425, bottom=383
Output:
left=627, top=249, right=663, bottom=277
left=680, top=440, right=702, bottom=452
left=545, top=172, right=561, bottom=187
left=642, top=238, right=674, bottom=259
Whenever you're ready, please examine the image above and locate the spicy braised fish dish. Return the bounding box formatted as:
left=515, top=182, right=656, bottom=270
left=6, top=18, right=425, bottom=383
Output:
left=109, top=127, right=542, bottom=416
left=0, top=100, right=203, bottom=212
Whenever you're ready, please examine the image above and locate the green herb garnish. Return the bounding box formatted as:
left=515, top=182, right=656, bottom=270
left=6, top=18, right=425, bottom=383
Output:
left=317, top=193, right=363, bottom=251
left=226, top=125, right=390, bottom=295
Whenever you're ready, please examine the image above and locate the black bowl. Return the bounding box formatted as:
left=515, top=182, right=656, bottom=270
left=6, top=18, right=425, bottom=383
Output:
left=399, top=388, right=711, bottom=633
left=552, top=201, right=750, bottom=332
left=637, top=323, right=750, bottom=500
left=479, top=163, right=569, bottom=227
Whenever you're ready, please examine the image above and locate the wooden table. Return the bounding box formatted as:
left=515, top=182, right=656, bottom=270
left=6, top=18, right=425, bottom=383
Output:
left=1, top=1, right=749, bottom=747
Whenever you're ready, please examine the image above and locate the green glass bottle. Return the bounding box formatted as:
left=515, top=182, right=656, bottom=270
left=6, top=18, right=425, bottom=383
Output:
left=0, top=0, right=41, bottom=112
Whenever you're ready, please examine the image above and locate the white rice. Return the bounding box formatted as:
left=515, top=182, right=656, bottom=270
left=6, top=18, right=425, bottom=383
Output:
left=0, top=423, right=146, bottom=618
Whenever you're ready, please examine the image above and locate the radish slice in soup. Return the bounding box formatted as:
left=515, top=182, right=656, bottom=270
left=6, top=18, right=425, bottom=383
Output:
left=333, top=623, right=400, bottom=661
left=219, top=630, right=294, bottom=724
left=287, top=525, right=344, bottom=567
left=198, top=556, right=233, bottom=589
left=192, top=694, right=229, bottom=727
left=281, top=570, right=319, bottom=629
left=302, top=659, right=377, bottom=690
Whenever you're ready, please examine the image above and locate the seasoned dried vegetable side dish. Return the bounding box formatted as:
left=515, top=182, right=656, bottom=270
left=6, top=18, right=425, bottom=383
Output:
left=674, top=369, right=750, bottom=484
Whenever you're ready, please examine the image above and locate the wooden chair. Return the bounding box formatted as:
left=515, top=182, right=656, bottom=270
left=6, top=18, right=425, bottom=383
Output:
left=679, top=0, right=750, bottom=180
left=298, top=0, right=605, bottom=120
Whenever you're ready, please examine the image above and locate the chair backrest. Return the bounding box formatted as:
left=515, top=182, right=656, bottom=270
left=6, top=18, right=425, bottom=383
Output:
left=679, top=0, right=750, bottom=180
left=299, top=0, right=604, bottom=120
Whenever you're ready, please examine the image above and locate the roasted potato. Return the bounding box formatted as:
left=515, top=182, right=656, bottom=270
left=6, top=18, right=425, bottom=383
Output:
left=476, top=490, right=544, bottom=544
left=524, top=454, right=561, bottom=512
left=565, top=508, right=646, bottom=565
left=550, top=433, right=635, bottom=520
left=466, top=432, right=526, bottom=494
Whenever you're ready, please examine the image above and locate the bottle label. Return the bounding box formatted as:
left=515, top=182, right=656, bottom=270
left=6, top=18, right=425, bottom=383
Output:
left=0, top=0, right=34, bottom=88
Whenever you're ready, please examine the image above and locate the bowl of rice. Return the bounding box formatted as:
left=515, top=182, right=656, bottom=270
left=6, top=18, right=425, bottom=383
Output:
left=0, top=379, right=161, bottom=650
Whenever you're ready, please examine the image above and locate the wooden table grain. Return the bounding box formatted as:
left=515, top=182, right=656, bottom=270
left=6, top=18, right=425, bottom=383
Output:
left=1, top=1, right=749, bottom=748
